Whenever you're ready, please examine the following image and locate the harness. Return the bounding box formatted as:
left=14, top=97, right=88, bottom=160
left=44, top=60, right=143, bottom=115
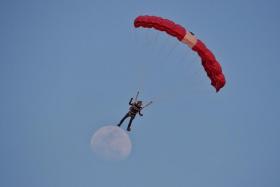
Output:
left=128, top=104, right=141, bottom=116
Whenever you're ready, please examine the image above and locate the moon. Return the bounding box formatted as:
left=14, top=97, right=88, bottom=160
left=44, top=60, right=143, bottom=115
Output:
left=90, top=125, right=132, bottom=160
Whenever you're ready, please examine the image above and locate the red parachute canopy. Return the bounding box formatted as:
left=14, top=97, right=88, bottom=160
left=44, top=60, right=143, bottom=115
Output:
left=134, top=15, right=226, bottom=92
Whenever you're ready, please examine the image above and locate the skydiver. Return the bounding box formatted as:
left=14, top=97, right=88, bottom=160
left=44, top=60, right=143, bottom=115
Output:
left=117, top=92, right=152, bottom=132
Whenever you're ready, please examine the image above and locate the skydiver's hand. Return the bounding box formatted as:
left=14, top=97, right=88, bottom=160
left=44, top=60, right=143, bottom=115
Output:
left=129, top=98, right=133, bottom=105
left=139, top=113, right=143, bottom=117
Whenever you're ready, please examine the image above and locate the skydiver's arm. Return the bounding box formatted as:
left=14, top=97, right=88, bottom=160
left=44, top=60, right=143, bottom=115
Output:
left=139, top=110, right=143, bottom=116
left=129, top=98, right=133, bottom=105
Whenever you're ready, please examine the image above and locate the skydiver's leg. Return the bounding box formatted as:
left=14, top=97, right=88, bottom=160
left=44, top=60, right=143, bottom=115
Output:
left=127, top=116, right=135, bottom=131
left=117, top=113, right=129, bottom=127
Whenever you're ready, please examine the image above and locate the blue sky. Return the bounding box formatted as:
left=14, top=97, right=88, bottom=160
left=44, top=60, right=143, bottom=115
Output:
left=1, top=0, right=280, bottom=187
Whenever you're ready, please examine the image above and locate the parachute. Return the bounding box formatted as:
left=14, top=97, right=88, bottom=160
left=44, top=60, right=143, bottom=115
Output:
left=134, top=15, right=226, bottom=92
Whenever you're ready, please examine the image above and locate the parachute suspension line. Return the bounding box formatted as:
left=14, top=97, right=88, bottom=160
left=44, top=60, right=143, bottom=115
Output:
left=143, top=101, right=153, bottom=108
left=134, top=31, right=165, bottom=94
left=137, top=29, right=181, bottom=96
left=132, top=30, right=152, bottom=92
left=156, top=33, right=173, bottom=58
left=181, top=50, right=212, bottom=93
left=134, top=32, right=185, bottom=103
left=173, top=52, right=207, bottom=94
left=134, top=91, right=139, bottom=102
left=153, top=31, right=160, bottom=46
left=165, top=41, right=180, bottom=61
left=132, top=26, right=139, bottom=48
left=143, top=29, right=158, bottom=48
left=153, top=54, right=206, bottom=102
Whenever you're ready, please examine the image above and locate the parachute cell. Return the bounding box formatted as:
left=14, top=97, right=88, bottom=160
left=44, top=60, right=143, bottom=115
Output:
left=134, top=15, right=226, bottom=92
